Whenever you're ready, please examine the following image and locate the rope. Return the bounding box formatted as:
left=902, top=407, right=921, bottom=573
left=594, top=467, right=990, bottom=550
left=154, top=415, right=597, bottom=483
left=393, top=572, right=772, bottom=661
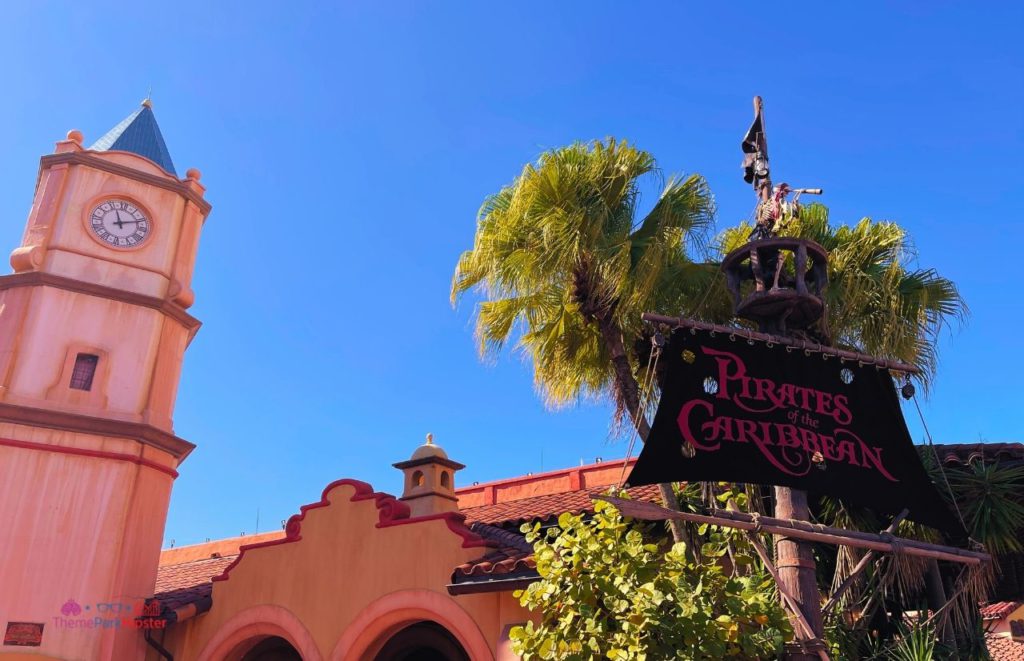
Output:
left=689, top=268, right=723, bottom=319
left=911, top=394, right=967, bottom=531
left=625, top=270, right=724, bottom=490
left=616, top=340, right=662, bottom=490
left=879, top=531, right=903, bottom=556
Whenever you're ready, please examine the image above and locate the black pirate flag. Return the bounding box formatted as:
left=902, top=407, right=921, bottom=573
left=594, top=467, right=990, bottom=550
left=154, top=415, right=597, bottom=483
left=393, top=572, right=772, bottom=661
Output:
left=627, top=330, right=964, bottom=535
left=742, top=97, right=770, bottom=190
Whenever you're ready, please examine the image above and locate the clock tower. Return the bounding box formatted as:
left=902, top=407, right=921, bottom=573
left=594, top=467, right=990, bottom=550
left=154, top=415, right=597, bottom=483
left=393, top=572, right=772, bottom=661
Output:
left=0, top=102, right=209, bottom=660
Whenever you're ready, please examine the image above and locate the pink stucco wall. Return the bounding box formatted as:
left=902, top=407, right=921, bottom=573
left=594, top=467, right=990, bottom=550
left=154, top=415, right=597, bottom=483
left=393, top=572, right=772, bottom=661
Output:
left=0, top=132, right=208, bottom=660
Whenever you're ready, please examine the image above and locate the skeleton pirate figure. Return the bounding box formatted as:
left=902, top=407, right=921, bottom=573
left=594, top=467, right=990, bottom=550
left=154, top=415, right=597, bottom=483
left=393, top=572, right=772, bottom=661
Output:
left=753, top=182, right=799, bottom=240
left=741, top=98, right=821, bottom=293
left=742, top=98, right=821, bottom=241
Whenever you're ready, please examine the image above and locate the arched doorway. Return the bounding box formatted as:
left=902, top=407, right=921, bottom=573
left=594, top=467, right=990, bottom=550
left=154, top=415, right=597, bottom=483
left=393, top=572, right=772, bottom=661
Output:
left=373, top=621, right=469, bottom=661
left=240, top=635, right=302, bottom=661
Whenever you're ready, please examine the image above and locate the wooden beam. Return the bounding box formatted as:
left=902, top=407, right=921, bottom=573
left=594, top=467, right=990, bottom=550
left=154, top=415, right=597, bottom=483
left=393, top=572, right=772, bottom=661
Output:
left=821, top=509, right=908, bottom=615
left=594, top=496, right=988, bottom=565
left=640, top=313, right=921, bottom=374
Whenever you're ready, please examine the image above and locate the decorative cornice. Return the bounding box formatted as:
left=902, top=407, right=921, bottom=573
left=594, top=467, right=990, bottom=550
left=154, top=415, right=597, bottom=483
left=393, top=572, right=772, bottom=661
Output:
left=393, top=456, right=466, bottom=471
left=0, top=272, right=201, bottom=337
left=0, top=435, right=179, bottom=478
left=39, top=152, right=212, bottom=216
left=0, top=401, right=194, bottom=460
left=213, top=478, right=493, bottom=584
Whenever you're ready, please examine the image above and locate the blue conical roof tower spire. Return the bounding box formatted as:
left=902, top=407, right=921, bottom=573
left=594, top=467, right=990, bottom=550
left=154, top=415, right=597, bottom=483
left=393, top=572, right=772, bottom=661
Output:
left=89, top=100, right=177, bottom=176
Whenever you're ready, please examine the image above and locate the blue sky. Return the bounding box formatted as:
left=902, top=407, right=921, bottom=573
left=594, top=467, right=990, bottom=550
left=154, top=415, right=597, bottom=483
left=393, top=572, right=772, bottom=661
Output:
left=1, top=3, right=1020, bottom=546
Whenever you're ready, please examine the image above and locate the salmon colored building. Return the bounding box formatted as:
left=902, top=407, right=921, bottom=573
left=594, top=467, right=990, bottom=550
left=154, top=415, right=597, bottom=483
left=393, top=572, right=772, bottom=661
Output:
left=0, top=103, right=659, bottom=659
left=0, top=103, right=208, bottom=661
left=3, top=107, right=1023, bottom=661
left=0, top=100, right=655, bottom=658
left=146, top=445, right=658, bottom=661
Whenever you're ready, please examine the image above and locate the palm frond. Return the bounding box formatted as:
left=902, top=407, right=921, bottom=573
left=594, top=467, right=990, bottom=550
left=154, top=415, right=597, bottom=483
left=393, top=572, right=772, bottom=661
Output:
left=946, top=461, right=1024, bottom=554
left=714, top=204, right=966, bottom=390
left=451, top=138, right=716, bottom=409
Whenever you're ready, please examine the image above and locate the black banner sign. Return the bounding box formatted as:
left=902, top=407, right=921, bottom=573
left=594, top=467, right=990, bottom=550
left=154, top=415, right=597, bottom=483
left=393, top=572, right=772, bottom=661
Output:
left=627, top=330, right=963, bottom=534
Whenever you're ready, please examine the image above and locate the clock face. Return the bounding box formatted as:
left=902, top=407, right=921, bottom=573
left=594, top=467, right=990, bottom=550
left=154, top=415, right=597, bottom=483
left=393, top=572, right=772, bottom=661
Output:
left=88, top=199, right=151, bottom=248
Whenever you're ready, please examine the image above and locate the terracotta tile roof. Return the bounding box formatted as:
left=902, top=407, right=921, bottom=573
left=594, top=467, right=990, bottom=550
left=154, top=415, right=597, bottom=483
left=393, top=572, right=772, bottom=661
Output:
left=457, top=458, right=638, bottom=509
left=983, top=601, right=1023, bottom=621
left=453, top=523, right=536, bottom=580
left=451, top=484, right=665, bottom=593
left=464, top=480, right=663, bottom=527
left=931, top=443, right=1024, bottom=467
left=159, top=531, right=285, bottom=567
left=154, top=556, right=236, bottom=611
left=987, top=634, right=1024, bottom=660
left=461, top=484, right=663, bottom=526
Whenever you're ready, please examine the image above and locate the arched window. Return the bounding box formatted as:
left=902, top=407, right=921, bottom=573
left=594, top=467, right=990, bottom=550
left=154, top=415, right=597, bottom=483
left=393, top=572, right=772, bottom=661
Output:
left=241, top=636, right=301, bottom=661
left=374, top=621, right=469, bottom=661
left=440, top=471, right=450, bottom=489
left=412, top=470, right=425, bottom=487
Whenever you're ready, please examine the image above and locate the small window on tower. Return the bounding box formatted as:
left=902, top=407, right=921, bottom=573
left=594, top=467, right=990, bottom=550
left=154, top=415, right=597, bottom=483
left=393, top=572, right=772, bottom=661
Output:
left=69, top=354, right=99, bottom=391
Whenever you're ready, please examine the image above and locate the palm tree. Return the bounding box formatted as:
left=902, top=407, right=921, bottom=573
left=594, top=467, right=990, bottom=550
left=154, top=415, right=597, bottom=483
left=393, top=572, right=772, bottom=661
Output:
left=451, top=139, right=716, bottom=542
left=945, top=460, right=1024, bottom=555
left=717, top=203, right=966, bottom=385
left=452, top=139, right=968, bottom=552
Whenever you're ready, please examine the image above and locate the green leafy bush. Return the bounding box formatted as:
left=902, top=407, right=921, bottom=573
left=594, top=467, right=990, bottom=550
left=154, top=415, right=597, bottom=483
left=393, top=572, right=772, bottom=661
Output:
left=509, top=500, right=792, bottom=660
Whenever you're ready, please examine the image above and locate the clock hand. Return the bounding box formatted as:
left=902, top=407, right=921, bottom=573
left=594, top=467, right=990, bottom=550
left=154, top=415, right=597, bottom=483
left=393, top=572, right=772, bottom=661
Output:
left=114, top=210, right=126, bottom=229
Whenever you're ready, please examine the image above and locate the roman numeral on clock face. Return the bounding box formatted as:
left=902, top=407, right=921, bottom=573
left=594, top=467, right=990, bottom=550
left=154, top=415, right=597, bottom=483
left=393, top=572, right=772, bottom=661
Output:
left=88, top=199, right=152, bottom=249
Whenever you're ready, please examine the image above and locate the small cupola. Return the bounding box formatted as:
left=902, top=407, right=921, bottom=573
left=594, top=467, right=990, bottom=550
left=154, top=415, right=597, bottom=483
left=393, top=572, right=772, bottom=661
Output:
left=393, top=434, right=465, bottom=517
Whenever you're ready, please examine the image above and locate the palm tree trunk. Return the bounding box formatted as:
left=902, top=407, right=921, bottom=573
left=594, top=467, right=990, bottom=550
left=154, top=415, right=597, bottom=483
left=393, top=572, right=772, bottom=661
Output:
left=925, top=560, right=956, bottom=653
left=595, top=313, right=690, bottom=546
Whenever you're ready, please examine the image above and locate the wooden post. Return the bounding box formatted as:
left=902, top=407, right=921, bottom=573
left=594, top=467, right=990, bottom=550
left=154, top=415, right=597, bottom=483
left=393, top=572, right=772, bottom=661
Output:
left=745, top=529, right=830, bottom=661
left=739, top=100, right=823, bottom=654
left=774, top=486, right=824, bottom=660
